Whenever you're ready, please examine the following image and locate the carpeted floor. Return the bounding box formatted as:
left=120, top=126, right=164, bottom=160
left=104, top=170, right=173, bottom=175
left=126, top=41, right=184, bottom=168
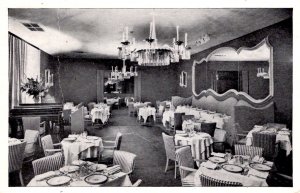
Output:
left=9, top=107, right=182, bottom=187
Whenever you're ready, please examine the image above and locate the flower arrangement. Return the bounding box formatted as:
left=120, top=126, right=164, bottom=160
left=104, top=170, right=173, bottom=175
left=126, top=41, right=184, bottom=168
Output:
left=20, top=77, right=47, bottom=99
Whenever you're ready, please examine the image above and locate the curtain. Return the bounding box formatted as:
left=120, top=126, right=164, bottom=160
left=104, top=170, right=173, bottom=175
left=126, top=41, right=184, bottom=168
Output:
left=8, top=33, right=27, bottom=109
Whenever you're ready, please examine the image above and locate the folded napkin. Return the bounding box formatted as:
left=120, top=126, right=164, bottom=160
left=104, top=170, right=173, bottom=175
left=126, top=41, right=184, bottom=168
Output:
left=201, top=161, right=218, bottom=170
left=264, top=161, right=274, bottom=167
left=252, top=156, right=265, bottom=164
left=35, top=171, right=57, bottom=181
left=106, top=165, right=121, bottom=175
left=211, top=152, right=226, bottom=158
left=248, top=169, right=269, bottom=179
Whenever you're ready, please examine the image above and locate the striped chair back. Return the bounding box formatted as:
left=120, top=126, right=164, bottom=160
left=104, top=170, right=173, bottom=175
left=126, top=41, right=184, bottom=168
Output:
left=32, top=152, right=64, bottom=176
left=115, top=132, right=123, bottom=150
left=234, top=144, right=263, bottom=157
left=201, top=122, right=216, bottom=137
left=22, top=117, right=41, bottom=132
left=252, top=132, right=277, bottom=160
left=174, top=112, right=185, bottom=130
left=200, top=174, right=243, bottom=186
left=41, top=135, right=54, bottom=156
left=113, top=150, right=137, bottom=174
left=162, top=132, right=176, bottom=161
left=9, top=141, right=27, bottom=172
left=176, top=146, right=194, bottom=179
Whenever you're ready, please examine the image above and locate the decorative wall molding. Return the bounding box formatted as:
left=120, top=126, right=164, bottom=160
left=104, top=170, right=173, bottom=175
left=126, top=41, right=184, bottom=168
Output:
left=192, top=37, right=273, bottom=104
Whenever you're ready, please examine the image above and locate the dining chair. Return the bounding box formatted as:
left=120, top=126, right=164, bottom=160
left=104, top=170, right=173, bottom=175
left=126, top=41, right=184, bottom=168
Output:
left=252, top=132, right=277, bottom=161
left=62, top=109, right=72, bottom=125
left=23, top=129, right=39, bottom=162
left=162, top=132, right=182, bottom=179
left=9, top=140, right=27, bottom=186
left=71, top=107, right=85, bottom=134
left=155, top=105, right=165, bottom=122
left=213, top=129, right=227, bottom=152
left=41, top=135, right=62, bottom=156
left=201, top=122, right=216, bottom=137
left=22, top=116, right=46, bottom=146
left=128, top=103, right=136, bottom=116
left=99, top=132, right=122, bottom=165
left=174, top=112, right=185, bottom=131
left=176, top=146, right=206, bottom=186
left=234, top=144, right=263, bottom=157
left=200, top=174, right=243, bottom=186
left=87, top=102, right=96, bottom=112
left=182, top=115, right=194, bottom=121
left=32, top=152, right=64, bottom=176
left=113, top=150, right=137, bottom=174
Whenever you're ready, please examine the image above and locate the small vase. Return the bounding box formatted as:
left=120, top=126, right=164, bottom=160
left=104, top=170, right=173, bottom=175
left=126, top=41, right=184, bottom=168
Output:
left=33, top=97, right=40, bottom=103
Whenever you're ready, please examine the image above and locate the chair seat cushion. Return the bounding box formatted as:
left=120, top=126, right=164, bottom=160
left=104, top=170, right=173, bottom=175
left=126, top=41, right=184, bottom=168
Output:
left=181, top=171, right=196, bottom=186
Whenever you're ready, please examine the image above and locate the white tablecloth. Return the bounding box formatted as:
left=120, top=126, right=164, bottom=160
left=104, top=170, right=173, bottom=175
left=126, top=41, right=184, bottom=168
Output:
left=106, top=98, right=120, bottom=105
left=175, top=132, right=213, bottom=162
left=27, top=168, right=131, bottom=187
left=182, top=120, right=202, bottom=131
left=61, top=135, right=103, bottom=165
left=194, top=166, right=268, bottom=187
left=162, top=110, right=175, bottom=127
left=90, top=107, right=110, bottom=123
left=246, top=127, right=292, bottom=156
left=138, top=107, right=156, bottom=123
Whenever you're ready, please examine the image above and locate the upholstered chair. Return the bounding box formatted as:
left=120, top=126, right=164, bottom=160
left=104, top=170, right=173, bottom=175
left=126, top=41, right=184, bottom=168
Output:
left=32, top=152, right=64, bottom=176
left=162, top=132, right=184, bottom=178
left=201, top=122, right=216, bottom=137
left=234, top=144, right=263, bottom=157
left=9, top=140, right=27, bottom=186
left=200, top=174, right=243, bottom=186
left=252, top=132, right=277, bottom=161
left=23, top=129, right=39, bottom=162
left=41, top=135, right=62, bottom=156
left=99, top=132, right=122, bottom=165
left=213, top=129, right=227, bottom=152
left=22, top=117, right=46, bottom=146
left=174, top=112, right=185, bottom=131
left=176, top=146, right=205, bottom=186
left=113, top=150, right=137, bottom=174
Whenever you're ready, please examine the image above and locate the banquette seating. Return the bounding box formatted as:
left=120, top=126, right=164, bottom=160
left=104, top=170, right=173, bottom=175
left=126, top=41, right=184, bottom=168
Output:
left=171, top=90, right=274, bottom=146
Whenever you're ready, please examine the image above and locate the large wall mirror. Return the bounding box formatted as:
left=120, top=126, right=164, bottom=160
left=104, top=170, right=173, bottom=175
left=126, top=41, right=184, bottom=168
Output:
left=192, top=38, right=273, bottom=103
left=103, top=71, right=134, bottom=94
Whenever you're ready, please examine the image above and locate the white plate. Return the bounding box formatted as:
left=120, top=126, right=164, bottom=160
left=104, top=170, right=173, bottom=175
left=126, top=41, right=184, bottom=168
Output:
left=208, top=156, right=226, bottom=163
left=222, top=164, right=243, bottom=173
left=89, top=164, right=107, bottom=171
left=59, top=165, right=79, bottom=173
left=46, top=176, right=71, bottom=186
left=249, top=163, right=272, bottom=172
left=84, top=174, right=108, bottom=184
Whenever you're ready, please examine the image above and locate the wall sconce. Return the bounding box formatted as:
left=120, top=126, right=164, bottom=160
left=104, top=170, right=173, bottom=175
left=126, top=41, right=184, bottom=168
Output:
left=180, top=71, right=187, bottom=87
left=45, top=69, right=54, bottom=87
left=257, top=67, right=269, bottom=79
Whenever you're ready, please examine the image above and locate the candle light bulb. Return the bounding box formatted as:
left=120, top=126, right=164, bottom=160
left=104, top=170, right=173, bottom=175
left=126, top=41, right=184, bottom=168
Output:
left=176, top=26, right=179, bottom=41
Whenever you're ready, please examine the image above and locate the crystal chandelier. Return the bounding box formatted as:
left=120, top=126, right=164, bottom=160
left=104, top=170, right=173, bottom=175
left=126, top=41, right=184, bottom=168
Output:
left=118, top=15, right=191, bottom=66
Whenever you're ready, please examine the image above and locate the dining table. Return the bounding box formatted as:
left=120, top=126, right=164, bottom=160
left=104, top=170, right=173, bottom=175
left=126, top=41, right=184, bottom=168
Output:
left=90, top=106, right=110, bottom=123
left=61, top=134, right=104, bottom=165
left=27, top=163, right=132, bottom=187
left=175, top=132, right=213, bottom=163
left=245, top=125, right=292, bottom=156
left=138, top=106, right=156, bottom=123
left=193, top=154, right=273, bottom=186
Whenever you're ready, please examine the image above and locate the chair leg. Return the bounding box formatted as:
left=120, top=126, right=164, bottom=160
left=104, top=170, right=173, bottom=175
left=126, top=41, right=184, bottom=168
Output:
left=174, top=161, right=177, bottom=179
left=19, top=170, right=24, bottom=186
left=165, top=158, right=169, bottom=173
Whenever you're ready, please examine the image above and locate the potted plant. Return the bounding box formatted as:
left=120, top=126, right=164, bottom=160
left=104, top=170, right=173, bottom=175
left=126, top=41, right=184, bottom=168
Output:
left=20, top=77, right=48, bottom=103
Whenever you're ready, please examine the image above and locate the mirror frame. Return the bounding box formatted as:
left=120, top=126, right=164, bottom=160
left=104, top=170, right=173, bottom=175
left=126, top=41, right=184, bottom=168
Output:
left=180, top=71, right=187, bottom=87
left=192, top=37, right=273, bottom=104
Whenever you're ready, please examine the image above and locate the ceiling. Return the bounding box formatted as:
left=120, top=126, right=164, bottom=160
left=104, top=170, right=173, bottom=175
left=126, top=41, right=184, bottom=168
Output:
left=8, top=8, right=292, bottom=59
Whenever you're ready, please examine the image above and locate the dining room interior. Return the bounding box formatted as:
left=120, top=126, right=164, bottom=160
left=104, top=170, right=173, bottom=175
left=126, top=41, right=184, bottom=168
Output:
left=7, top=8, right=294, bottom=187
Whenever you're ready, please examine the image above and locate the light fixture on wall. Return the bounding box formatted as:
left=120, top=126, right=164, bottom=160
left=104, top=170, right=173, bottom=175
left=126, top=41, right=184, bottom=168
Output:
left=257, top=67, right=269, bottom=79
left=109, top=59, right=138, bottom=83
left=118, top=14, right=190, bottom=66
left=45, top=69, right=54, bottom=87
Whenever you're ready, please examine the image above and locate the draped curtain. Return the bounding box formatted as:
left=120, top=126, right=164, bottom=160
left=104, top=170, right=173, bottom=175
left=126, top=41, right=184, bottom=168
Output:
left=8, top=33, right=27, bottom=110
